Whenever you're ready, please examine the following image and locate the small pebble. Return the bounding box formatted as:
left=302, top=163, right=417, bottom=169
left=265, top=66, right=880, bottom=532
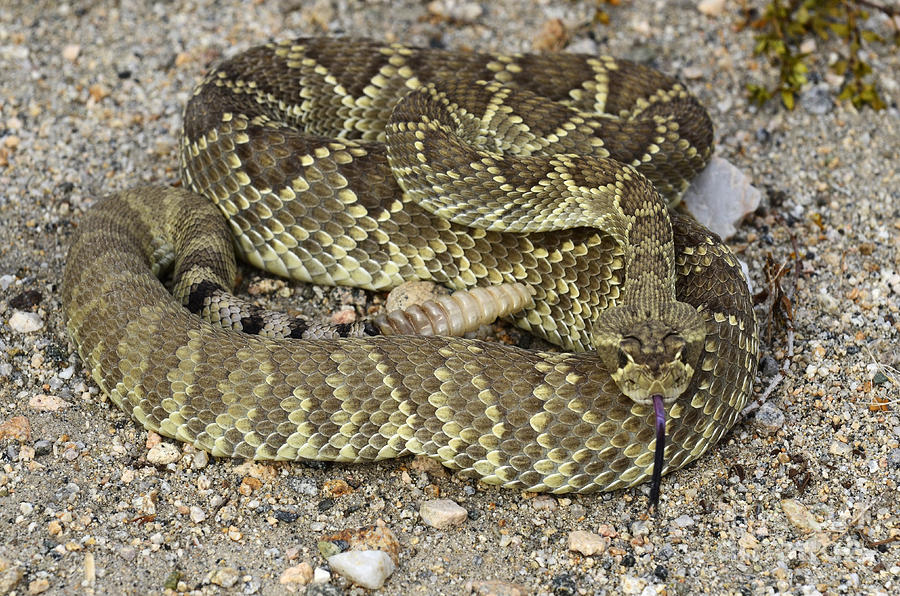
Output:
left=62, top=44, right=81, bottom=62
left=312, top=567, right=331, bottom=584
left=619, top=574, right=647, bottom=595
left=278, top=562, right=313, bottom=586
left=146, top=443, right=181, bottom=465
left=28, top=394, right=71, bottom=412
left=189, top=450, right=208, bottom=470
left=208, top=566, right=240, bottom=588
left=753, top=402, right=785, bottom=434
left=672, top=515, right=695, bottom=529
left=759, top=355, right=780, bottom=377
left=531, top=494, right=557, bottom=511
left=567, top=530, right=609, bottom=556
left=0, top=558, right=24, bottom=593
left=781, top=499, right=821, bottom=533
left=189, top=506, right=206, bottom=523
left=8, top=311, right=43, bottom=333
left=419, top=499, right=468, bottom=528
left=829, top=441, right=852, bottom=457
left=697, top=0, right=725, bottom=17
left=801, top=84, right=834, bottom=115
left=327, top=550, right=395, bottom=590
left=27, top=578, right=50, bottom=595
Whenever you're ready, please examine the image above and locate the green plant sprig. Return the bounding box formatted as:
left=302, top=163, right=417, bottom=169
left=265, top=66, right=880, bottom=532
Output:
left=746, top=0, right=898, bottom=110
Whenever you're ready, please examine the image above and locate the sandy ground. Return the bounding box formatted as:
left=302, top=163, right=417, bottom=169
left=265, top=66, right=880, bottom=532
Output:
left=1, top=1, right=899, bottom=594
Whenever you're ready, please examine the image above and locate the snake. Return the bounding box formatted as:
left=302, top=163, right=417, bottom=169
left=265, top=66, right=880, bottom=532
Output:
left=62, top=38, right=759, bottom=502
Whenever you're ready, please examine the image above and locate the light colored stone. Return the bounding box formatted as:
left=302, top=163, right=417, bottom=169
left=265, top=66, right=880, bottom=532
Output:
left=697, top=0, right=726, bottom=17
left=327, top=550, right=395, bottom=590
left=682, top=156, right=761, bottom=239
left=753, top=402, right=785, bottom=435
left=8, top=311, right=43, bottom=333
left=312, top=567, right=331, bottom=584
left=0, top=556, right=24, bottom=594
left=279, top=562, right=313, bottom=586
left=62, top=44, right=80, bottom=62
left=419, top=499, right=468, bottom=528
left=619, top=574, right=647, bottom=595
left=829, top=441, right=852, bottom=457
left=189, top=506, right=206, bottom=523
left=531, top=494, right=557, bottom=511
left=191, top=450, right=209, bottom=470
left=781, top=499, right=822, bottom=533
left=28, top=394, right=70, bottom=412
left=146, top=443, right=181, bottom=465
left=208, top=566, right=240, bottom=588
left=567, top=530, right=609, bottom=556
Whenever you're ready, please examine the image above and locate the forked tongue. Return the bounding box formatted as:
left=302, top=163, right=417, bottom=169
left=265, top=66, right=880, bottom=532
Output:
left=649, top=394, right=666, bottom=513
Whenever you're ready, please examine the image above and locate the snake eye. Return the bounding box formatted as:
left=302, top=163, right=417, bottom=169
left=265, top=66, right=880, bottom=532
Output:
left=663, top=333, right=685, bottom=358
left=618, top=337, right=640, bottom=368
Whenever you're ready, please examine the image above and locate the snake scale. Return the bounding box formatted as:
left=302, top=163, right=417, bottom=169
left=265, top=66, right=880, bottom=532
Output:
left=62, top=38, right=759, bottom=499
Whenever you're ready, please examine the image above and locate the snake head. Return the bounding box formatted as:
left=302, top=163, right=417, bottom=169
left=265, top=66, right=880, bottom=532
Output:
left=593, top=301, right=706, bottom=406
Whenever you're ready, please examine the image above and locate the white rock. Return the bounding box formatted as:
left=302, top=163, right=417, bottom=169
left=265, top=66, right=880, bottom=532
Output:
left=191, top=450, right=209, bottom=470
left=682, top=156, right=761, bottom=239
left=620, top=574, right=648, bottom=595
left=146, top=443, right=181, bottom=465
left=567, top=530, right=609, bottom=556
left=312, top=567, right=331, bottom=584
left=672, top=514, right=695, bottom=528
left=189, top=506, right=206, bottom=523
left=327, top=550, right=395, bottom=590
left=419, top=499, right=468, bottom=528
left=8, top=311, right=43, bottom=333
left=829, top=441, right=852, bottom=457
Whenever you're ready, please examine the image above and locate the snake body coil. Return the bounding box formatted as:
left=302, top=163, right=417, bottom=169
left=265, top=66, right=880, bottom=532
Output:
left=63, top=38, right=758, bottom=495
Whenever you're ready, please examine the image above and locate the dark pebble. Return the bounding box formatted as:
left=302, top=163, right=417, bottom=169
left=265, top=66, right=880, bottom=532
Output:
left=755, top=128, right=770, bottom=143
left=9, top=289, right=42, bottom=309
left=317, top=498, right=334, bottom=512
left=44, top=343, right=69, bottom=364
left=550, top=572, right=578, bottom=596
left=34, top=439, right=52, bottom=457
left=759, top=354, right=780, bottom=377
left=622, top=554, right=636, bottom=567
left=873, top=371, right=889, bottom=385
left=654, top=565, right=668, bottom=580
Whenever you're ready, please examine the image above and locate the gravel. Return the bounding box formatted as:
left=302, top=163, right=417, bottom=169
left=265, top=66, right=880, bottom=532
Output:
left=1, top=1, right=898, bottom=594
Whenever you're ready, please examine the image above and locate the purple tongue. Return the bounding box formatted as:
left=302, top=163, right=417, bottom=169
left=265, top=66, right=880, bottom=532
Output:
left=649, top=394, right=666, bottom=512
